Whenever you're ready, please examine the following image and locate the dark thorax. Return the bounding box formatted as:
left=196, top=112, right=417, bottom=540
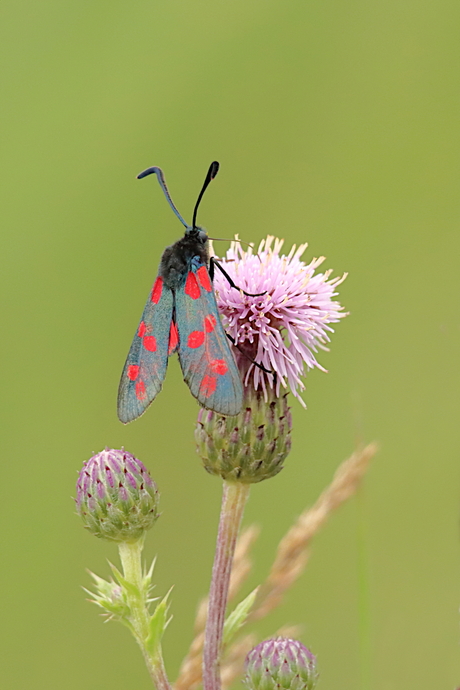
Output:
left=159, top=227, right=209, bottom=290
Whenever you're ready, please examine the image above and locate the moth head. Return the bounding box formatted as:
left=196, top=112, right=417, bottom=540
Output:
left=185, top=226, right=208, bottom=244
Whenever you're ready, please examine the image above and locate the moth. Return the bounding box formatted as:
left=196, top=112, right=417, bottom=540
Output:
left=118, top=161, right=255, bottom=423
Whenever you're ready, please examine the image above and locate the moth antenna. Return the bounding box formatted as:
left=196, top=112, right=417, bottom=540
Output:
left=137, top=166, right=188, bottom=228
left=192, top=161, right=220, bottom=230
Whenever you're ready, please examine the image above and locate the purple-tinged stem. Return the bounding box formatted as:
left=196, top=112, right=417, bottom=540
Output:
left=203, top=481, right=251, bottom=690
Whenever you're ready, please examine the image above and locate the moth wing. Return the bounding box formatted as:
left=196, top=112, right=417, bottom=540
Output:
left=117, top=277, right=174, bottom=423
left=175, top=265, right=243, bottom=416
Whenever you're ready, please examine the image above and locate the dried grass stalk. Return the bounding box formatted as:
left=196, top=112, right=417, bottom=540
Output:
left=228, top=525, right=260, bottom=601
left=221, top=633, right=257, bottom=690
left=251, top=442, right=378, bottom=620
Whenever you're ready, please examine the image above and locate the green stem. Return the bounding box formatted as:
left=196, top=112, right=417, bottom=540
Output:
left=203, top=481, right=251, bottom=690
left=356, top=486, right=371, bottom=690
left=118, top=539, right=171, bottom=690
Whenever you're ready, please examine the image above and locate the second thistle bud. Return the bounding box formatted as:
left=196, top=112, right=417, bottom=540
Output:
left=195, top=389, right=292, bottom=483
left=244, top=637, right=318, bottom=690
left=76, top=448, right=160, bottom=542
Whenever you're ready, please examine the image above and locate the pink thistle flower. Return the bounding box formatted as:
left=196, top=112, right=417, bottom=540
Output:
left=213, top=235, right=347, bottom=405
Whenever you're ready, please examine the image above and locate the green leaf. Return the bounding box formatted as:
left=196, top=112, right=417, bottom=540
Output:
left=145, top=588, right=173, bottom=655
left=223, top=587, right=259, bottom=647
left=144, top=556, right=157, bottom=584
left=87, top=570, right=107, bottom=588
left=109, top=561, right=140, bottom=597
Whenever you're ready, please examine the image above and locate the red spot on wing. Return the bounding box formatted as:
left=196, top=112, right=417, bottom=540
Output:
left=197, top=266, right=212, bottom=292
left=137, top=321, right=146, bottom=337
left=210, top=359, right=228, bottom=375
left=135, top=380, right=146, bottom=400
left=204, top=313, right=217, bottom=333
left=168, top=320, right=179, bottom=354
left=187, top=330, right=205, bottom=348
left=127, top=365, right=140, bottom=381
left=185, top=272, right=201, bottom=300
left=143, top=336, right=157, bottom=352
left=151, top=277, right=163, bottom=304
left=200, top=375, right=217, bottom=398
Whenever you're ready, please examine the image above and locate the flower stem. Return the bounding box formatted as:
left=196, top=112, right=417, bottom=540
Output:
left=118, top=539, right=171, bottom=690
left=203, top=481, right=251, bottom=690
left=356, top=486, right=372, bottom=690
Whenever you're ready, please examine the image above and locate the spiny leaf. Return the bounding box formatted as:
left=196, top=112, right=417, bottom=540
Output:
left=145, top=588, right=173, bottom=655
left=223, top=587, right=259, bottom=647
left=145, top=556, right=157, bottom=583
left=109, top=561, right=140, bottom=597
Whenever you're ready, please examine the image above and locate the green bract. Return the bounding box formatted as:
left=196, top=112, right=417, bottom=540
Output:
left=195, top=390, right=292, bottom=483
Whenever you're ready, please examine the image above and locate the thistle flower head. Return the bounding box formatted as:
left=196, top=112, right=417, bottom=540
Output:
left=244, top=637, right=318, bottom=690
left=76, top=448, right=160, bottom=542
left=214, top=235, right=347, bottom=405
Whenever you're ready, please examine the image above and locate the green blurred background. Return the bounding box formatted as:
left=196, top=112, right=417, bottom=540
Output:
left=1, top=1, right=459, bottom=688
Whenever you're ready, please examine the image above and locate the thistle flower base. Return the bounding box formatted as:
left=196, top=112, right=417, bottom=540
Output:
left=195, top=391, right=292, bottom=483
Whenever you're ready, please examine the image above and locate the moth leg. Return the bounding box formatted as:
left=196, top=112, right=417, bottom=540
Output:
left=210, top=258, right=266, bottom=297
left=225, top=333, right=273, bottom=374
left=209, top=256, right=215, bottom=281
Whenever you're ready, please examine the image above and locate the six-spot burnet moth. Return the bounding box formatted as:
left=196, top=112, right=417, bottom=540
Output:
left=118, top=162, right=253, bottom=423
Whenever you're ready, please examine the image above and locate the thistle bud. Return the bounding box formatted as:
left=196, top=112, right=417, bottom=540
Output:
left=195, top=389, right=292, bottom=483
left=76, top=448, right=160, bottom=542
left=244, top=637, right=318, bottom=690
